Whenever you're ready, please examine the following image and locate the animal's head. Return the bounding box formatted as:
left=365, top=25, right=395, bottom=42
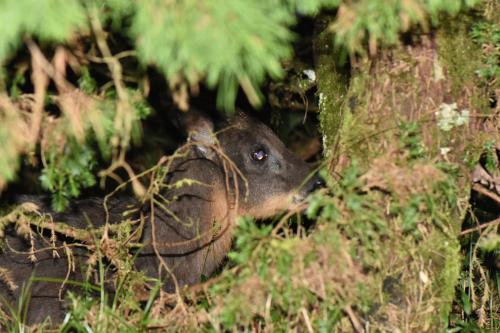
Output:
left=184, top=110, right=324, bottom=219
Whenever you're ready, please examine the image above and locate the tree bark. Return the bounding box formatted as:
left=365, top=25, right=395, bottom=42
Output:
left=314, top=10, right=498, bottom=331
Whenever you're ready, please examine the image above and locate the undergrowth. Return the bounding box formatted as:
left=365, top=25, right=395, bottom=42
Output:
left=0, top=148, right=466, bottom=332
left=0, top=1, right=498, bottom=332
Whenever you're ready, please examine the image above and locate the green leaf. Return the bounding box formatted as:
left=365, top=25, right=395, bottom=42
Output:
left=461, top=290, right=472, bottom=315
left=0, top=0, right=86, bottom=61
left=131, top=0, right=294, bottom=111
left=40, top=141, right=97, bottom=212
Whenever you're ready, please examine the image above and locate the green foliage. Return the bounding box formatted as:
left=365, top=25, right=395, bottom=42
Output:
left=292, top=0, right=340, bottom=15
left=307, top=169, right=339, bottom=220
left=482, top=140, right=498, bottom=173
left=210, top=213, right=353, bottom=331
left=40, top=141, right=96, bottom=212
left=400, top=195, right=424, bottom=234
left=37, top=88, right=151, bottom=211
left=478, top=233, right=500, bottom=252
left=399, top=122, right=427, bottom=160
left=131, top=0, right=294, bottom=111
left=470, top=21, right=500, bottom=82
left=281, top=155, right=461, bottom=330
left=456, top=233, right=500, bottom=332
left=227, top=216, right=273, bottom=266
left=310, top=0, right=483, bottom=65
left=77, top=67, right=98, bottom=94
left=8, top=69, right=26, bottom=99
left=331, top=0, right=479, bottom=55
left=0, top=127, right=19, bottom=184
left=306, top=190, right=338, bottom=220
left=1, top=0, right=480, bottom=111
left=0, top=0, right=85, bottom=62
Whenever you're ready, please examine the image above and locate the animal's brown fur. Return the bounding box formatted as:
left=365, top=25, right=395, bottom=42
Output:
left=0, top=111, right=323, bottom=325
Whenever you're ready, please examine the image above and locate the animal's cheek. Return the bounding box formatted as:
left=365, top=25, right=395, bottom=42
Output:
left=249, top=176, right=288, bottom=195
left=242, top=189, right=297, bottom=219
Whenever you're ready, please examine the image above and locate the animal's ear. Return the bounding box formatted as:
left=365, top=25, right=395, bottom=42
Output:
left=228, top=110, right=251, bottom=129
left=183, top=109, right=217, bottom=158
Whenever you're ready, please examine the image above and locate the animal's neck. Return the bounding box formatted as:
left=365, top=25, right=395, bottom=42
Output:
left=199, top=212, right=237, bottom=276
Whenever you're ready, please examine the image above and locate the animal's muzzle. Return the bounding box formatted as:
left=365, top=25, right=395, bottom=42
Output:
left=294, top=172, right=326, bottom=203
left=305, top=172, right=326, bottom=194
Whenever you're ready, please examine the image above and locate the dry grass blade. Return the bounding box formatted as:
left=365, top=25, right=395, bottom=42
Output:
left=460, top=217, right=500, bottom=236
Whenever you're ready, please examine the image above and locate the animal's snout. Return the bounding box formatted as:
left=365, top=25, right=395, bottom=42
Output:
left=306, top=172, right=326, bottom=194
left=294, top=172, right=326, bottom=203
left=311, top=174, right=326, bottom=192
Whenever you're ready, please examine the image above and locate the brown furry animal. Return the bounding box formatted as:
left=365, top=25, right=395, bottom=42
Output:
left=0, top=111, right=323, bottom=325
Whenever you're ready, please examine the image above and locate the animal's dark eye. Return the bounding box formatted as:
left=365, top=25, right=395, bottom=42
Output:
left=251, top=149, right=268, bottom=162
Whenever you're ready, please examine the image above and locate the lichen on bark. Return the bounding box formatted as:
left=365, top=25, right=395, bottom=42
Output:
left=313, top=15, right=349, bottom=165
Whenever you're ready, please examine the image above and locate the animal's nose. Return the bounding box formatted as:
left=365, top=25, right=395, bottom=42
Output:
left=307, top=172, right=326, bottom=193
left=293, top=172, right=326, bottom=204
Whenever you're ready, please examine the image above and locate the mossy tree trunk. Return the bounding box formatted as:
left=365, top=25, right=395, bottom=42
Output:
left=314, top=9, right=498, bottom=332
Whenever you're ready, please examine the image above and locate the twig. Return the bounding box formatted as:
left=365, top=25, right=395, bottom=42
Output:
left=89, top=5, right=133, bottom=151
left=301, top=307, right=314, bottom=333
left=28, top=44, right=49, bottom=144
left=25, top=40, right=93, bottom=141
left=86, top=50, right=137, bottom=63
left=89, top=8, right=128, bottom=103
left=0, top=203, right=141, bottom=246
left=460, top=217, right=500, bottom=236
left=344, top=305, right=364, bottom=333
left=471, top=183, right=500, bottom=207
left=25, top=39, right=73, bottom=93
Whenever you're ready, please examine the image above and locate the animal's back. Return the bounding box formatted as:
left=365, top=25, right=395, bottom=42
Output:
left=0, top=195, right=135, bottom=324
left=0, top=149, right=235, bottom=324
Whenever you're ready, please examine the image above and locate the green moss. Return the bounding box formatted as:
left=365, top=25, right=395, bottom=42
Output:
left=313, top=16, right=349, bottom=158
left=436, top=14, right=489, bottom=112
left=311, top=18, right=477, bottom=326
left=435, top=235, right=462, bottom=326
